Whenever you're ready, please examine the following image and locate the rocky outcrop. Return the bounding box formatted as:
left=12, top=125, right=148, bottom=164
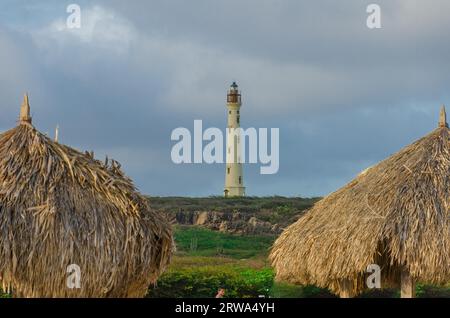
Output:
left=150, top=196, right=317, bottom=236
left=165, top=210, right=283, bottom=235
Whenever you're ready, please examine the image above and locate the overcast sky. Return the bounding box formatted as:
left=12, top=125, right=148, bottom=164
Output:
left=1, top=0, right=449, bottom=197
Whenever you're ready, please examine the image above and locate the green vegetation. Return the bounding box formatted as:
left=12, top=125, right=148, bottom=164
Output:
left=148, top=226, right=275, bottom=298
left=149, top=225, right=450, bottom=298
left=149, top=226, right=337, bottom=298
left=0, top=289, right=10, bottom=298
left=174, top=226, right=274, bottom=259
left=148, top=196, right=318, bottom=214
left=269, top=282, right=334, bottom=298
left=416, top=284, right=450, bottom=298
left=148, top=195, right=318, bottom=211
left=148, top=196, right=319, bottom=229
left=148, top=261, right=274, bottom=298
left=2, top=217, right=449, bottom=298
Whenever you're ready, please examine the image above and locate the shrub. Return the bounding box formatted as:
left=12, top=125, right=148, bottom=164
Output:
left=174, top=226, right=274, bottom=259
left=148, top=266, right=274, bottom=298
left=269, top=283, right=335, bottom=298
left=0, top=289, right=11, bottom=298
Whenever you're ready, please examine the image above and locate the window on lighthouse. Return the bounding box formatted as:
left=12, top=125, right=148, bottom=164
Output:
left=239, top=176, right=242, bottom=184
left=227, top=167, right=230, bottom=174
left=237, top=116, right=240, bottom=124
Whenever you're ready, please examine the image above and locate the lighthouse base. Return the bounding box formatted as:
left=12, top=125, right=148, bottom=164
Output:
left=224, top=187, right=246, bottom=197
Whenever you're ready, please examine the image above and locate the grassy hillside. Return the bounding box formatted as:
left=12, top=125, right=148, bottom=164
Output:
left=148, top=226, right=276, bottom=298
left=174, top=226, right=274, bottom=259
left=148, top=196, right=319, bottom=226
left=148, top=196, right=318, bottom=212
left=148, top=226, right=337, bottom=298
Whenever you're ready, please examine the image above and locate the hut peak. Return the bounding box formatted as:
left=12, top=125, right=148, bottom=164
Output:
left=439, top=105, right=448, bottom=128
left=19, top=93, right=32, bottom=124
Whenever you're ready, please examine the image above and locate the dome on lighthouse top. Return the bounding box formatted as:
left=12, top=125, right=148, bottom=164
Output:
left=227, top=82, right=241, bottom=104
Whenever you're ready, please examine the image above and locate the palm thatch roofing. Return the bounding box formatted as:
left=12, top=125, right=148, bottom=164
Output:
left=0, top=95, right=173, bottom=297
left=270, top=107, right=449, bottom=297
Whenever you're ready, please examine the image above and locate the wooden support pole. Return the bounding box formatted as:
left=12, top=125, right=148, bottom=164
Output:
left=401, top=269, right=416, bottom=298
left=339, top=279, right=352, bottom=298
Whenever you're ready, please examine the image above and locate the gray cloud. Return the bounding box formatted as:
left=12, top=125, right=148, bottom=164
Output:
left=0, top=1, right=448, bottom=196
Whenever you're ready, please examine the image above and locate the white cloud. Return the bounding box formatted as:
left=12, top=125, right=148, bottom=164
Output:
left=32, top=5, right=137, bottom=56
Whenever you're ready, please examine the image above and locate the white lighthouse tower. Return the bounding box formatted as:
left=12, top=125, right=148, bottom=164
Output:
left=224, top=82, right=245, bottom=197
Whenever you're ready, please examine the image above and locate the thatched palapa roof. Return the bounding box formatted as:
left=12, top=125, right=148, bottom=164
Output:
left=0, top=95, right=173, bottom=297
left=270, top=107, right=449, bottom=297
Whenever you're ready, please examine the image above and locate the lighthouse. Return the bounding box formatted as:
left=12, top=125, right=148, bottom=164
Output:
left=224, top=82, right=245, bottom=197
